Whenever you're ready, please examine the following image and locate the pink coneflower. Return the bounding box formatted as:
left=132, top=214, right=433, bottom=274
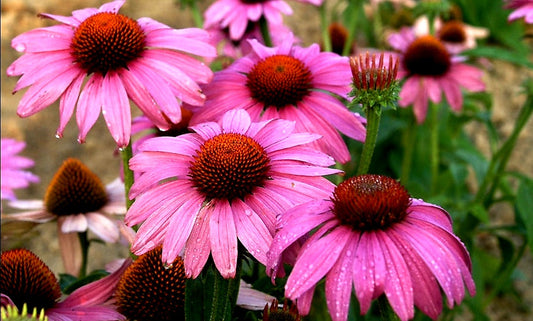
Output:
left=204, top=0, right=323, bottom=41
left=3, top=158, right=126, bottom=276
left=126, top=109, right=340, bottom=278
left=267, top=175, right=475, bottom=321
left=1, top=248, right=129, bottom=321
left=191, top=34, right=366, bottom=163
left=7, top=0, right=215, bottom=148
left=1, top=138, right=39, bottom=201
left=388, top=27, right=485, bottom=123
left=506, top=0, right=533, bottom=23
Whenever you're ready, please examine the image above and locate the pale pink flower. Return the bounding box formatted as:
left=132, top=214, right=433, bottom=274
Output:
left=267, top=175, right=475, bottom=321
left=126, top=109, right=340, bottom=278
left=3, top=159, right=126, bottom=276
left=1, top=248, right=130, bottom=321
left=1, top=138, right=39, bottom=201
left=388, top=27, right=485, bottom=123
left=191, top=34, right=366, bottom=163
left=506, top=0, right=533, bottom=23
left=204, top=0, right=323, bottom=41
left=7, top=0, right=215, bottom=148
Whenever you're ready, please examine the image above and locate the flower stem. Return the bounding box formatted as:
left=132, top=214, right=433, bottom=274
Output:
left=208, top=262, right=241, bottom=321
left=78, top=231, right=89, bottom=278
left=120, top=141, right=134, bottom=209
left=319, top=3, right=331, bottom=52
left=189, top=0, right=203, bottom=28
left=377, top=295, right=401, bottom=321
left=429, top=102, right=440, bottom=195
left=259, top=16, right=273, bottom=48
left=357, top=106, right=381, bottom=175
left=475, top=82, right=533, bottom=206
left=400, top=115, right=416, bottom=185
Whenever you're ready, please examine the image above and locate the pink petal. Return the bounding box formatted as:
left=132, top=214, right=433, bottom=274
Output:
left=86, top=213, right=119, bottom=243
left=376, top=231, right=414, bottom=321
left=232, top=199, right=272, bottom=265
left=209, top=200, right=238, bottom=278
left=57, top=222, right=82, bottom=277
left=57, top=73, right=84, bottom=137
left=286, top=225, right=352, bottom=299
left=221, top=109, right=252, bottom=134
left=161, top=192, right=205, bottom=264
left=101, top=72, right=131, bottom=147
left=184, top=205, right=212, bottom=278
left=325, top=232, right=357, bottom=321
left=76, top=74, right=103, bottom=144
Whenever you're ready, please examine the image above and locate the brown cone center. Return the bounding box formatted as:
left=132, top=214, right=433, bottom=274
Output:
left=71, top=12, right=146, bottom=75
left=189, top=133, right=270, bottom=201
left=0, top=249, right=61, bottom=312
left=403, top=35, right=451, bottom=76
left=115, top=247, right=186, bottom=321
left=438, top=21, right=467, bottom=44
left=44, top=158, right=108, bottom=216
left=332, top=175, right=411, bottom=231
left=247, top=55, right=312, bottom=109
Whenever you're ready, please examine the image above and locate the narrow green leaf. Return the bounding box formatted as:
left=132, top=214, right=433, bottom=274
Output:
left=516, top=178, right=533, bottom=256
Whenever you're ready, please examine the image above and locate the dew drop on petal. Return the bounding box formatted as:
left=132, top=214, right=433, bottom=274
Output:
left=14, top=43, right=26, bottom=52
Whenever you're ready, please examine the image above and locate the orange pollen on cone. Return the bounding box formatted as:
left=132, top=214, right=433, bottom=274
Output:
left=331, top=175, right=411, bottom=231
left=114, top=247, right=186, bottom=321
left=246, top=55, right=313, bottom=109
left=71, top=12, right=146, bottom=75
left=403, top=35, right=451, bottom=76
left=189, top=133, right=270, bottom=201
left=44, top=158, right=108, bottom=216
left=438, top=21, right=467, bottom=44
left=0, top=249, right=61, bottom=313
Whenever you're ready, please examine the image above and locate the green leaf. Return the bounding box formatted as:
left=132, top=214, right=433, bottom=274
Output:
left=516, top=177, right=533, bottom=256
left=59, top=269, right=108, bottom=294
left=463, top=46, right=533, bottom=68
left=468, top=203, right=490, bottom=223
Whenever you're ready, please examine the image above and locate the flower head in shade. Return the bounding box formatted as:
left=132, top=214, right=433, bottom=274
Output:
left=3, top=158, right=126, bottom=276
left=1, top=248, right=129, bottom=321
left=204, top=0, right=323, bottom=42
left=506, top=0, right=533, bottom=23
left=114, top=246, right=186, bottom=321
left=191, top=35, right=366, bottom=163
left=126, top=109, right=340, bottom=279
left=7, top=0, right=215, bottom=148
left=267, top=175, right=475, bottom=321
left=1, top=138, right=39, bottom=201
left=388, top=27, right=485, bottom=123
left=263, top=299, right=301, bottom=321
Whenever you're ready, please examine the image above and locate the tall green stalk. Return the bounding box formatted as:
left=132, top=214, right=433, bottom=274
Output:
left=357, top=107, right=381, bottom=175
left=120, top=141, right=134, bottom=209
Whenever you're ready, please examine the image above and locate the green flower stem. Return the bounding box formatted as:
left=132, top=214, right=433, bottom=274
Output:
left=475, top=87, right=533, bottom=206
left=190, top=0, right=203, bottom=28
left=78, top=231, right=89, bottom=278
left=400, top=116, right=416, bottom=185
left=377, top=295, right=401, bottom=321
left=319, top=3, right=331, bottom=52
left=259, top=16, right=273, bottom=48
left=120, top=141, right=134, bottom=210
left=208, top=262, right=241, bottom=321
left=357, top=106, right=381, bottom=175
left=429, top=102, right=440, bottom=195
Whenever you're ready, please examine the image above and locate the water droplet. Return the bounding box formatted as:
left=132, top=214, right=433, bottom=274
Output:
left=55, top=133, right=62, bottom=139
left=118, top=147, right=124, bottom=152
left=14, top=43, right=26, bottom=52
left=164, top=263, right=173, bottom=269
